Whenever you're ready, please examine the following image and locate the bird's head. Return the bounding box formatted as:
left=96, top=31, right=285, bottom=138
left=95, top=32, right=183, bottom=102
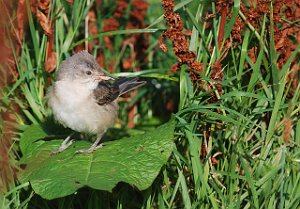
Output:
left=56, top=51, right=112, bottom=88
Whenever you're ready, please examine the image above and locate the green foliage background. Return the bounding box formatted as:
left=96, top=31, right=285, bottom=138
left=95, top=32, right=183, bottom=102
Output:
left=1, top=0, right=300, bottom=208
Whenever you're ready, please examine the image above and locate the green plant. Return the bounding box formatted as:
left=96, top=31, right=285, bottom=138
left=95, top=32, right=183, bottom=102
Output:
left=2, top=0, right=299, bottom=208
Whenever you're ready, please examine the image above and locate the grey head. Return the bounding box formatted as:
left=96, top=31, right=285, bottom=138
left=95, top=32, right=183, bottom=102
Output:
left=56, top=51, right=108, bottom=82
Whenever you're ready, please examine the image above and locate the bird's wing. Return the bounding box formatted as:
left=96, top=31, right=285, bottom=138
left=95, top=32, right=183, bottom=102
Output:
left=114, top=77, right=146, bottom=96
left=93, top=82, right=120, bottom=105
left=93, top=77, right=146, bottom=105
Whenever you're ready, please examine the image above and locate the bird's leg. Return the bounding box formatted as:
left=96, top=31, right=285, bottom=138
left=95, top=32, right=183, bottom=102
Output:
left=75, top=131, right=105, bottom=154
left=51, top=133, right=74, bottom=155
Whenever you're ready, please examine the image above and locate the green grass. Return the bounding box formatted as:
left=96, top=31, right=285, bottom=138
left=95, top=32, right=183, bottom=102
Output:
left=1, top=0, right=300, bottom=208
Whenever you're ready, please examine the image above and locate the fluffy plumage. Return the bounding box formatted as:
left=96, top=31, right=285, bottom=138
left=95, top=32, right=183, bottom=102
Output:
left=47, top=51, right=145, bottom=153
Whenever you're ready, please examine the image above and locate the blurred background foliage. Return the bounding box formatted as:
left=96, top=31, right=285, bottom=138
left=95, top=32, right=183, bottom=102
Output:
left=0, top=0, right=300, bottom=208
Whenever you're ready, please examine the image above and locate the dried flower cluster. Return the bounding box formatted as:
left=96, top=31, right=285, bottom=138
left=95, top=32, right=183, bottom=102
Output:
left=0, top=0, right=19, bottom=193
left=159, top=0, right=225, bottom=103
left=32, top=0, right=57, bottom=72
left=273, top=1, right=300, bottom=90
left=213, top=0, right=299, bottom=142
left=159, top=0, right=203, bottom=74
left=158, top=0, right=227, bottom=103
left=11, top=0, right=57, bottom=73
left=215, top=0, right=300, bottom=91
left=100, top=0, right=149, bottom=72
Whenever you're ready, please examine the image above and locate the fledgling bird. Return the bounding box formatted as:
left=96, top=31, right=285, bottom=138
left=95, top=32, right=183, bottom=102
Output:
left=47, top=51, right=145, bottom=154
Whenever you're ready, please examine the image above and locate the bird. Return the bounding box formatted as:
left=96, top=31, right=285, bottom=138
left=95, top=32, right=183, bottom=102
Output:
left=47, top=51, right=145, bottom=154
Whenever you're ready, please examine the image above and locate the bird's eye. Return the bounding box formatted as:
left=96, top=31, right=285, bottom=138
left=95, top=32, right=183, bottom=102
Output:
left=86, top=71, right=92, bottom=75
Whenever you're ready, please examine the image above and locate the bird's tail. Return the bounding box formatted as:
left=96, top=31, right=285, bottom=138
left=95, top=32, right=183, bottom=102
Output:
left=113, top=77, right=146, bottom=96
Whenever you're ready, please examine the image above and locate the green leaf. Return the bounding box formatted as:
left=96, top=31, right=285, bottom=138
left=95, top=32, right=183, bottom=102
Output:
left=19, top=125, right=48, bottom=154
left=223, top=0, right=240, bottom=41
left=18, top=119, right=175, bottom=200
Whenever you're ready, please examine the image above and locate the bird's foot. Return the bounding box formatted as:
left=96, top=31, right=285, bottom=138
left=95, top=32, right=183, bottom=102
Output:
left=51, top=138, right=74, bottom=155
left=75, top=143, right=104, bottom=154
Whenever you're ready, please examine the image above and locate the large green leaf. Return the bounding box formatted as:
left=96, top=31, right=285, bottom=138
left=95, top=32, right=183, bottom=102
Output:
left=18, top=119, right=175, bottom=200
